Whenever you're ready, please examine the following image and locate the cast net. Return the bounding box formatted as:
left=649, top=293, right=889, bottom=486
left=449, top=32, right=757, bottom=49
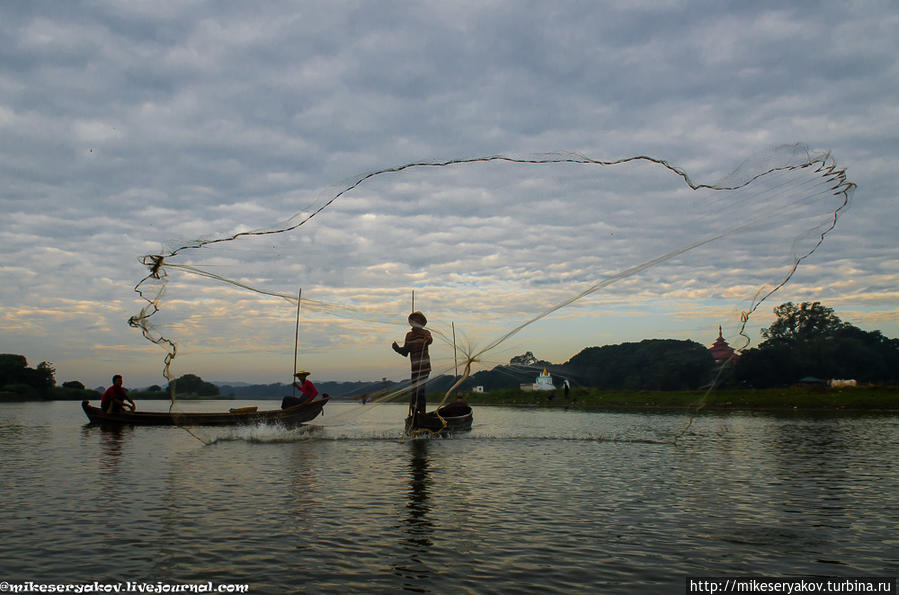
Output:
left=129, top=144, right=853, bottom=438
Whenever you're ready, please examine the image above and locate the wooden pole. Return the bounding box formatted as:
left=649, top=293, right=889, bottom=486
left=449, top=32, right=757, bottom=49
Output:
left=411, top=289, right=415, bottom=313
left=452, top=321, right=458, bottom=378
left=292, top=288, right=302, bottom=397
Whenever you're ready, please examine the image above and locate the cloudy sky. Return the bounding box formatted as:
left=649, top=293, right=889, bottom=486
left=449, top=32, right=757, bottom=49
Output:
left=1, top=1, right=896, bottom=389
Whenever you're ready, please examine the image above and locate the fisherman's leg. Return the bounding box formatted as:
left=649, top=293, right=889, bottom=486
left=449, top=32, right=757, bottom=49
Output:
left=407, top=374, right=418, bottom=419
left=414, top=372, right=429, bottom=414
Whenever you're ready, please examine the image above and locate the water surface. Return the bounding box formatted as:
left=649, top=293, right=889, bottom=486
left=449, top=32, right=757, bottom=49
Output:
left=1, top=400, right=896, bottom=593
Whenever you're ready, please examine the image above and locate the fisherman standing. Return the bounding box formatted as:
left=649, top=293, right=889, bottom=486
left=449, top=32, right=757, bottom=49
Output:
left=392, top=311, right=433, bottom=416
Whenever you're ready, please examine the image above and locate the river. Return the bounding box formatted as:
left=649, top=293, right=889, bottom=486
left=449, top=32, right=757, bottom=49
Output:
left=1, top=400, right=896, bottom=593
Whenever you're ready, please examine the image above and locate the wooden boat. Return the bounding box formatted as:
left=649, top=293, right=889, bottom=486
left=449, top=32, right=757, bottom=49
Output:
left=81, top=397, right=330, bottom=427
left=405, top=401, right=473, bottom=436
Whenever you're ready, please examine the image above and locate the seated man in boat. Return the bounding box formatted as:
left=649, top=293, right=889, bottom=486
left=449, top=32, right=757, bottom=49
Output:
left=392, top=311, right=432, bottom=417
left=292, top=370, right=319, bottom=403
left=281, top=370, right=324, bottom=409
left=101, top=374, right=136, bottom=413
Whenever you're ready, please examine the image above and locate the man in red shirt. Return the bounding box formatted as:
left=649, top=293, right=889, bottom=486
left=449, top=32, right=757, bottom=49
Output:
left=292, top=370, right=319, bottom=403
left=100, top=374, right=136, bottom=413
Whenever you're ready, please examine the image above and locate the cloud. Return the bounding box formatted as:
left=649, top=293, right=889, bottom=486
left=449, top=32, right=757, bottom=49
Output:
left=0, top=2, right=895, bottom=387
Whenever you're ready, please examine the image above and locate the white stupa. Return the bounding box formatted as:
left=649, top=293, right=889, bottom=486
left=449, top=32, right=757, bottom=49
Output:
left=521, top=367, right=556, bottom=391
left=535, top=367, right=555, bottom=390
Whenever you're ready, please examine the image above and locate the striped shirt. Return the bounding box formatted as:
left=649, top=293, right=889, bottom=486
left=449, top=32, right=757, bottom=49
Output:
left=393, top=328, right=433, bottom=373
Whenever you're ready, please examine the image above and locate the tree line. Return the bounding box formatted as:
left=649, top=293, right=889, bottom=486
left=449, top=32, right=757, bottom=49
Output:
left=0, top=354, right=60, bottom=399
left=3, top=302, right=896, bottom=401
left=450, top=302, right=898, bottom=392
left=733, top=302, right=898, bottom=388
left=0, top=358, right=221, bottom=401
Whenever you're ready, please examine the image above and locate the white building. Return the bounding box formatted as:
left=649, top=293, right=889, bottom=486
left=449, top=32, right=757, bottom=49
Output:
left=520, top=368, right=556, bottom=392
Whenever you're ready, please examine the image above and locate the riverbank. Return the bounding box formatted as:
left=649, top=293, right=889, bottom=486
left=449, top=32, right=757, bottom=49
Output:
left=5, top=385, right=898, bottom=412
left=454, top=385, right=899, bottom=412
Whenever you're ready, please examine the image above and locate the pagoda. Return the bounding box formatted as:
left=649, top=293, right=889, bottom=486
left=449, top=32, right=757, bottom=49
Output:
left=534, top=367, right=555, bottom=391
left=520, top=367, right=556, bottom=391
left=709, top=326, right=738, bottom=364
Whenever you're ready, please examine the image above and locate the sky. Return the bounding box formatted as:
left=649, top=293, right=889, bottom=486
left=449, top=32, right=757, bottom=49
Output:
left=1, top=1, right=897, bottom=389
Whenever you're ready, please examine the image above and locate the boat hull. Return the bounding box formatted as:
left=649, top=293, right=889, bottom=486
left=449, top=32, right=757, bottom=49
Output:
left=405, top=403, right=473, bottom=435
left=81, top=398, right=329, bottom=427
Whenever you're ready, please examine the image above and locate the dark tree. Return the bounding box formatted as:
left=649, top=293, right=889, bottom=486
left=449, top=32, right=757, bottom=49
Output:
left=509, top=351, right=551, bottom=368
left=168, top=373, right=219, bottom=396
left=0, top=355, right=55, bottom=394
left=0, top=354, right=29, bottom=387
left=736, top=302, right=899, bottom=387
left=761, top=302, right=846, bottom=343
left=31, top=362, right=56, bottom=393
left=562, top=339, right=716, bottom=390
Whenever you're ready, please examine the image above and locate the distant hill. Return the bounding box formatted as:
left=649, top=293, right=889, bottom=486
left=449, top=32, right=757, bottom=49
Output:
left=210, top=351, right=571, bottom=398
left=211, top=341, right=720, bottom=397
left=212, top=366, right=564, bottom=399
left=215, top=379, right=402, bottom=399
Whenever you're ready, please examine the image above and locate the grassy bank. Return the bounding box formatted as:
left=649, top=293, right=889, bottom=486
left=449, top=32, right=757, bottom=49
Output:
left=0, top=385, right=101, bottom=402
left=452, top=385, right=899, bottom=412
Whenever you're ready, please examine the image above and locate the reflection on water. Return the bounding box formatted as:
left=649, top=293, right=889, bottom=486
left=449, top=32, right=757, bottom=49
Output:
left=97, top=425, right=129, bottom=473
left=394, top=439, right=434, bottom=590
left=95, top=425, right=130, bottom=512
left=286, top=438, right=320, bottom=551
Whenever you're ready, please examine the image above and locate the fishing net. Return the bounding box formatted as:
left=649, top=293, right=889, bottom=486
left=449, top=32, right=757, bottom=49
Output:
left=129, top=144, right=853, bottom=432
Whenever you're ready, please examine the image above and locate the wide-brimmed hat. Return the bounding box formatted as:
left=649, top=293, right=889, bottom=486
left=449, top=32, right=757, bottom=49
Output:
left=294, top=370, right=310, bottom=377
left=408, top=311, right=427, bottom=326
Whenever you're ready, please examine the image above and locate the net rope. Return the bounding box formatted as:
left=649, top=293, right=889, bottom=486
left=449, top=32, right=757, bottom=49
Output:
left=127, top=145, right=854, bottom=442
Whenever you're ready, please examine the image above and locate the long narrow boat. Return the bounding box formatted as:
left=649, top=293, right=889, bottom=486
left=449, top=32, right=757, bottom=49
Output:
left=81, top=397, right=330, bottom=427
left=405, top=401, right=473, bottom=436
